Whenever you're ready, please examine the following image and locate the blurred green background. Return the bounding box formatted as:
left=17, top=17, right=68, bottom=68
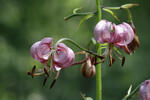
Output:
left=0, top=0, right=149, bottom=100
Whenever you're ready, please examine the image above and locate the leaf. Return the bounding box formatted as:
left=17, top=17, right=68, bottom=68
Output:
left=73, top=7, right=82, bottom=14
left=80, top=92, right=93, bottom=100
left=86, top=97, right=93, bottom=100
left=121, top=4, right=139, bottom=9
left=78, top=14, right=94, bottom=29
left=103, top=8, right=120, bottom=22
left=91, top=37, right=97, bottom=45
left=127, top=85, right=132, bottom=95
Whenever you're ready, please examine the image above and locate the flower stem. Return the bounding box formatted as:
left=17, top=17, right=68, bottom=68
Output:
left=96, top=0, right=102, bottom=100
left=122, top=84, right=141, bottom=100
left=64, top=12, right=97, bottom=21
left=55, top=38, right=104, bottom=59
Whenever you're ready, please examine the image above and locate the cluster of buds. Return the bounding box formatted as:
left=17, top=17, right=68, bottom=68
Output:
left=94, top=20, right=140, bottom=66
left=28, top=37, right=75, bottom=88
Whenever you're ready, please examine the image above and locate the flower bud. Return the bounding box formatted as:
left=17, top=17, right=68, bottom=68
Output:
left=53, top=43, right=75, bottom=71
left=30, top=37, right=53, bottom=65
left=81, top=58, right=96, bottom=78
left=139, top=80, right=150, bottom=100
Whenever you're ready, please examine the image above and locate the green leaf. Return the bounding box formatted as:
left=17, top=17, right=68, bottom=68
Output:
left=86, top=97, right=93, bottom=100
left=78, top=14, right=94, bottom=29
left=91, top=37, right=97, bottom=45
left=103, top=8, right=120, bottom=22
left=80, top=93, right=93, bottom=100
left=127, top=85, right=132, bottom=95
left=121, top=4, right=139, bottom=9
left=73, top=7, right=82, bottom=14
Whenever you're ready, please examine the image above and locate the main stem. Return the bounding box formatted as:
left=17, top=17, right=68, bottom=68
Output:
left=96, top=0, right=102, bottom=100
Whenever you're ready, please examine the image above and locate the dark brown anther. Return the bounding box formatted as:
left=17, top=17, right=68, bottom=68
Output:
left=27, top=72, right=31, bottom=75
left=50, top=79, right=56, bottom=89
left=44, top=67, right=49, bottom=77
left=31, top=65, right=36, bottom=78
left=112, top=58, right=115, bottom=64
left=50, top=71, right=60, bottom=89
left=121, top=56, right=126, bottom=66
left=42, top=76, right=48, bottom=87
left=27, top=65, right=36, bottom=78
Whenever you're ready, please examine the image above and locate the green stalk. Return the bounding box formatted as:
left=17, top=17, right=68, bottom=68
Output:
left=55, top=38, right=104, bottom=59
left=122, top=84, right=141, bottom=100
left=96, top=0, right=102, bottom=100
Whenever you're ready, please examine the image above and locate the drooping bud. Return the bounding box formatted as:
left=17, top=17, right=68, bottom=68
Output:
left=52, top=43, right=75, bottom=70
left=81, top=58, right=96, bottom=78
left=30, top=37, right=53, bottom=65
left=139, top=80, right=150, bottom=100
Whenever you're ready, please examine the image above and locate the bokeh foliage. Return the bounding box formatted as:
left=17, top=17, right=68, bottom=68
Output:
left=0, top=0, right=149, bottom=100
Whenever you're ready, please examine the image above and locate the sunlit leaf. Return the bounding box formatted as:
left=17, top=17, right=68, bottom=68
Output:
left=86, top=97, right=93, bottom=100
left=103, top=8, right=120, bottom=22
left=73, top=7, right=82, bottom=14
left=80, top=92, right=93, bottom=100
left=91, top=37, right=97, bottom=45
left=78, top=14, right=94, bottom=29
left=127, top=85, right=132, bottom=95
